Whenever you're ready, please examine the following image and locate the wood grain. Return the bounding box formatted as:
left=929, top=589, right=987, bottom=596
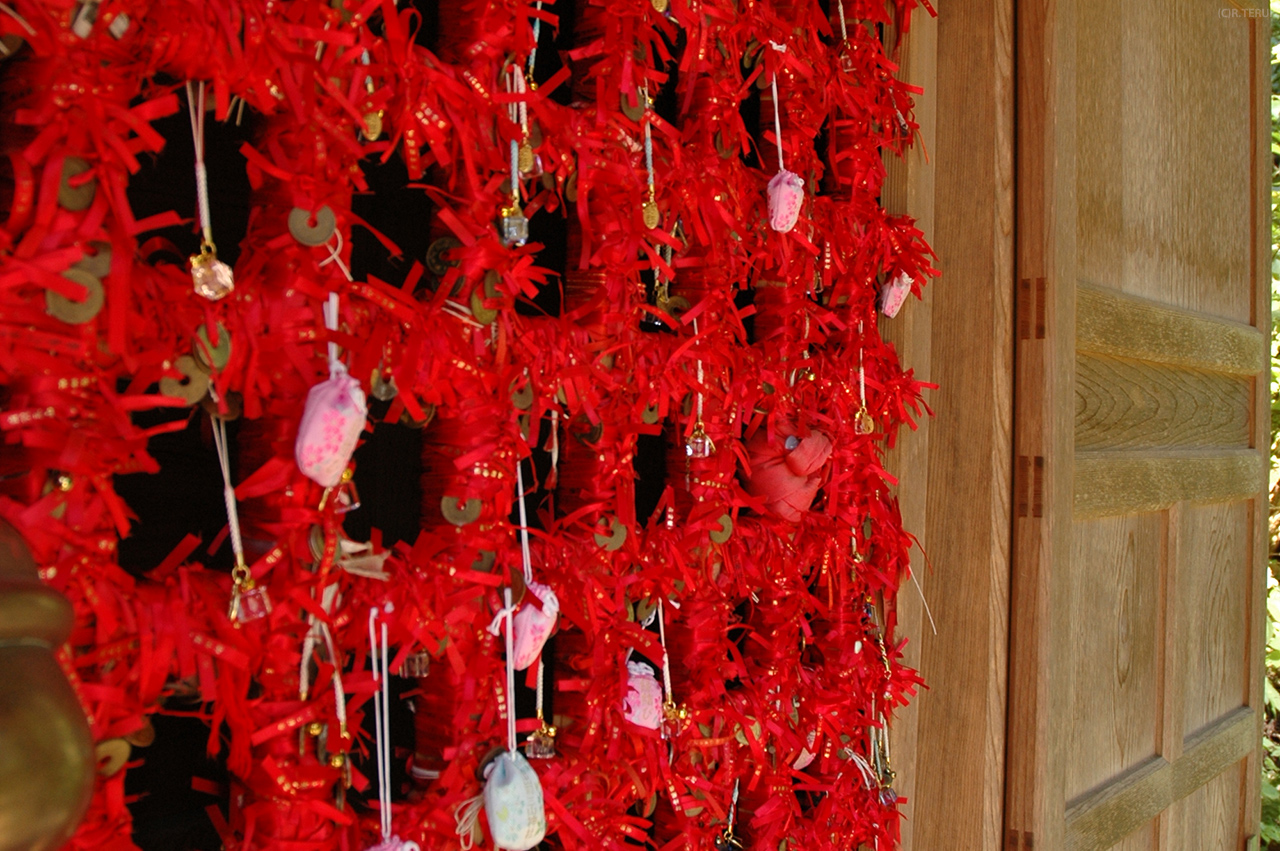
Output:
left=1073, top=449, right=1265, bottom=518
left=1076, top=283, right=1266, bottom=377
left=1180, top=501, right=1250, bottom=734
left=1063, top=707, right=1255, bottom=851
left=903, top=2, right=1015, bottom=849
left=1075, top=354, right=1251, bottom=451
left=1064, top=515, right=1162, bottom=801
left=1073, top=4, right=1254, bottom=325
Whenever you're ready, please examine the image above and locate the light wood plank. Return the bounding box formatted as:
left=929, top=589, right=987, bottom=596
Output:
left=1063, top=707, right=1255, bottom=851
left=1073, top=449, right=1265, bottom=518
left=1074, top=354, right=1251, bottom=451
left=904, top=2, right=1015, bottom=850
left=1076, top=283, right=1265, bottom=377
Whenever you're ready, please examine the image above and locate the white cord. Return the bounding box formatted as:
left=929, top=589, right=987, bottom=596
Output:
left=768, top=42, right=787, bottom=172
left=369, top=605, right=394, bottom=841
left=185, top=81, right=213, bottom=245
left=322, top=291, right=342, bottom=376
left=834, top=0, right=848, bottom=41
left=319, top=230, right=354, bottom=285
left=210, top=416, right=245, bottom=568
left=503, top=587, right=517, bottom=753
left=642, top=86, right=655, bottom=194
left=657, top=598, right=673, bottom=706
left=692, top=317, right=705, bottom=422
left=515, top=453, right=534, bottom=585
left=857, top=321, right=866, bottom=408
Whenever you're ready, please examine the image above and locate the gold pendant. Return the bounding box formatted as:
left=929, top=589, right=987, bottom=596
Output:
left=518, top=141, right=535, bottom=174
left=650, top=0, right=669, bottom=11
left=855, top=407, right=875, bottom=435
left=642, top=200, right=660, bottom=230
left=361, top=111, right=383, bottom=140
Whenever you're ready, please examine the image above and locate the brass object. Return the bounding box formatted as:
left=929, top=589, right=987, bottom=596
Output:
left=641, top=200, right=660, bottom=230
left=94, top=739, right=129, bottom=777
left=469, top=272, right=500, bottom=325
left=425, top=237, right=462, bottom=276
left=287, top=205, right=337, bottom=247
left=57, top=156, right=95, bottom=211
left=593, top=516, right=627, bottom=551
left=620, top=91, right=645, bottom=122
left=565, top=171, right=578, bottom=203
left=361, top=111, right=383, bottom=141
left=440, top=496, right=482, bottom=526
left=471, top=550, right=496, bottom=572
left=510, top=379, right=534, bottom=410
left=640, top=403, right=660, bottom=425
left=517, top=141, right=535, bottom=174
left=855, top=407, right=875, bottom=435
left=193, top=322, right=231, bottom=371
left=45, top=269, right=104, bottom=325
left=0, top=519, right=94, bottom=851
left=73, top=242, right=111, bottom=279
left=158, top=355, right=210, bottom=406
left=709, top=514, right=733, bottom=545
left=650, top=0, right=669, bottom=11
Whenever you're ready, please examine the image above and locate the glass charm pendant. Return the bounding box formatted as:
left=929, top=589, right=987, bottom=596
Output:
left=500, top=203, right=529, bottom=246
left=525, top=722, right=557, bottom=759
left=190, top=241, right=234, bottom=301
left=228, top=562, right=270, bottom=624
left=399, top=648, right=432, bottom=678
left=685, top=421, right=715, bottom=459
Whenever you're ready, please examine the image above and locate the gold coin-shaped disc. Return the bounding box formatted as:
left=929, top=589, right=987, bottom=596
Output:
left=158, top=355, right=210, bottom=406
left=651, top=0, right=669, bottom=11
left=518, top=142, right=535, bottom=174
left=593, top=517, right=627, bottom=551
left=58, top=156, right=96, bottom=211
left=361, top=111, right=383, bottom=140
left=440, top=496, right=482, bottom=526
left=46, top=268, right=104, bottom=324
left=709, top=514, right=734, bottom=544
left=75, top=241, right=112, bottom=279
left=510, top=380, right=534, bottom=410
left=287, top=205, right=337, bottom=247
left=641, top=403, right=660, bottom=425
left=425, top=236, right=462, bottom=276
left=620, top=92, right=646, bottom=122
left=193, top=322, right=231, bottom=371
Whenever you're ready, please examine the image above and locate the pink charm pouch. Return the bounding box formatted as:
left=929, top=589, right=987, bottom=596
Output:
left=879, top=271, right=913, bottom=318
left=767, top=169, right=804, bottom=233
left=622, top=661, right=663, bottom=729
left=295, top=364, right=368, bottom=488
left=512, top=580, right=559, bottom=670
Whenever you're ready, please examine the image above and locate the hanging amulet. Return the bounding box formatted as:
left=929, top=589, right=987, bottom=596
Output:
left=525, top=723, right=557, bottom=759
left=685, top=420, right=715, bottom=458
left=855, top=407, right=875, bottom=436
left=228, top=562, right=270, bottom=624
left=362, top=110, right=384, bottom=141
left=642, top=199, right=661, bottom=230
left=190, top=241, right=234, bottom=301
left=518, top=141, right=535, bottom=175
left=650, top=0, right=669, bottom=10
left=500, top=202, right=529, bottom=246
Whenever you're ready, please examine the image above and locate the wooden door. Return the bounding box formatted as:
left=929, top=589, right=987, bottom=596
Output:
left=1006, top=2, right=1271, bottom=850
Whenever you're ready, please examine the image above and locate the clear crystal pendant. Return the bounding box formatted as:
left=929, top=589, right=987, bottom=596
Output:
left=190, top=241, right=234, bottom=301
left=525, top=722, right=557, bottom=759
left=685, top=421, right=715, bottom=459
left=399, top=648, right=432, bottom=678
left=500, top=203, right=529, bottom=246
left=228, top=562, right=270, bottom=624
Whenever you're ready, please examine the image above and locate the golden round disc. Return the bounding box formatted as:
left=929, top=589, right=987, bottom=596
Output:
left=361, top=111, right=383, bottom=140
left=158, top=355, right=210, bottom=406
left=593, top=517, right=627, bottom=551
left=709, top=514, right=734, bottom=544
left=650, top=0, right=669, bottom=11
left=287, top=205, right=337, bottom=247
left=58, top=156, right=96, bottom=212
left=641, top=403, right=660, bottom=425
left=193, top=321, right=231, bottom=371
left=440, top=496, right=482, bottom=526
left=46, top=268, right=104, bottom=325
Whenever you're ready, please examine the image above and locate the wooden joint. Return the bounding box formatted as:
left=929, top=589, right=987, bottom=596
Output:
left=1016, top=455, right=1045, bottom=518
left=1017, top=278, right=1047, bottom=341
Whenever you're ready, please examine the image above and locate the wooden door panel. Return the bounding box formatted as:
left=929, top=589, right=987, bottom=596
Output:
left=1066, top=513, right=1163, bottom=802
left=1009, top=1, right=1268, bottom=849
left=1074, top=1, right=1254, bottom=325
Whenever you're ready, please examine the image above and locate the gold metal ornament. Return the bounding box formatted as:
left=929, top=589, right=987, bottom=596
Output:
left=855, top=407, right=875, bottom=435
left=518, top=140, right=535, bottom=174
left=158, top=355, right=211, bottom=406
left=361, top=111, right=383, bottom=141
left=45, top=268, right=104, bottom=325
left=642, top=199, right=660, bottom=230
left=593, top=516, right=627, bottom=551
left=440, top=496, right=483, bottom=526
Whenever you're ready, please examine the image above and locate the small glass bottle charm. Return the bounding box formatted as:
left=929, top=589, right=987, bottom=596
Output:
left=399, top=647, right=432, bottom=678
left=685, top=420, right=715, bottom=459
left=228, top=560, right=270, bottom=624
left=500, top=202, right=529, bottom=246
left=525, top=721, right=557, bottom=759
left=191, top=240, right=235, bottom=301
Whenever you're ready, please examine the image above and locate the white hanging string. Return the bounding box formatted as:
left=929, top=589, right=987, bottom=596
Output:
left=768, top=42, right=787, bottom=172
left=527, top=0, right=543, bottom=81
left=209, top=415, right=245, bottom=571
left=834, top=0, right=848, bottom=41
left=368, top=605, right=398, bottom=844
left=515, top=455, right=534, bottom=585
left=858, top=321, right=866, bottom=409
left=0, top=2, right=35, bottom=35
left=319, top=230, right=354, bottom=284
left=642, top=85, right=655, bottom=198
left=454, top=795, right=484, bottom=850
left=692, top=317, right=705, bottom=422
left=502, top=586, right=518, bottom=753
left=185, top=81, right=213, bottom=246
left=657, top=598, right=674, bottom=708
left=319, top=618, right=348, bottom=736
